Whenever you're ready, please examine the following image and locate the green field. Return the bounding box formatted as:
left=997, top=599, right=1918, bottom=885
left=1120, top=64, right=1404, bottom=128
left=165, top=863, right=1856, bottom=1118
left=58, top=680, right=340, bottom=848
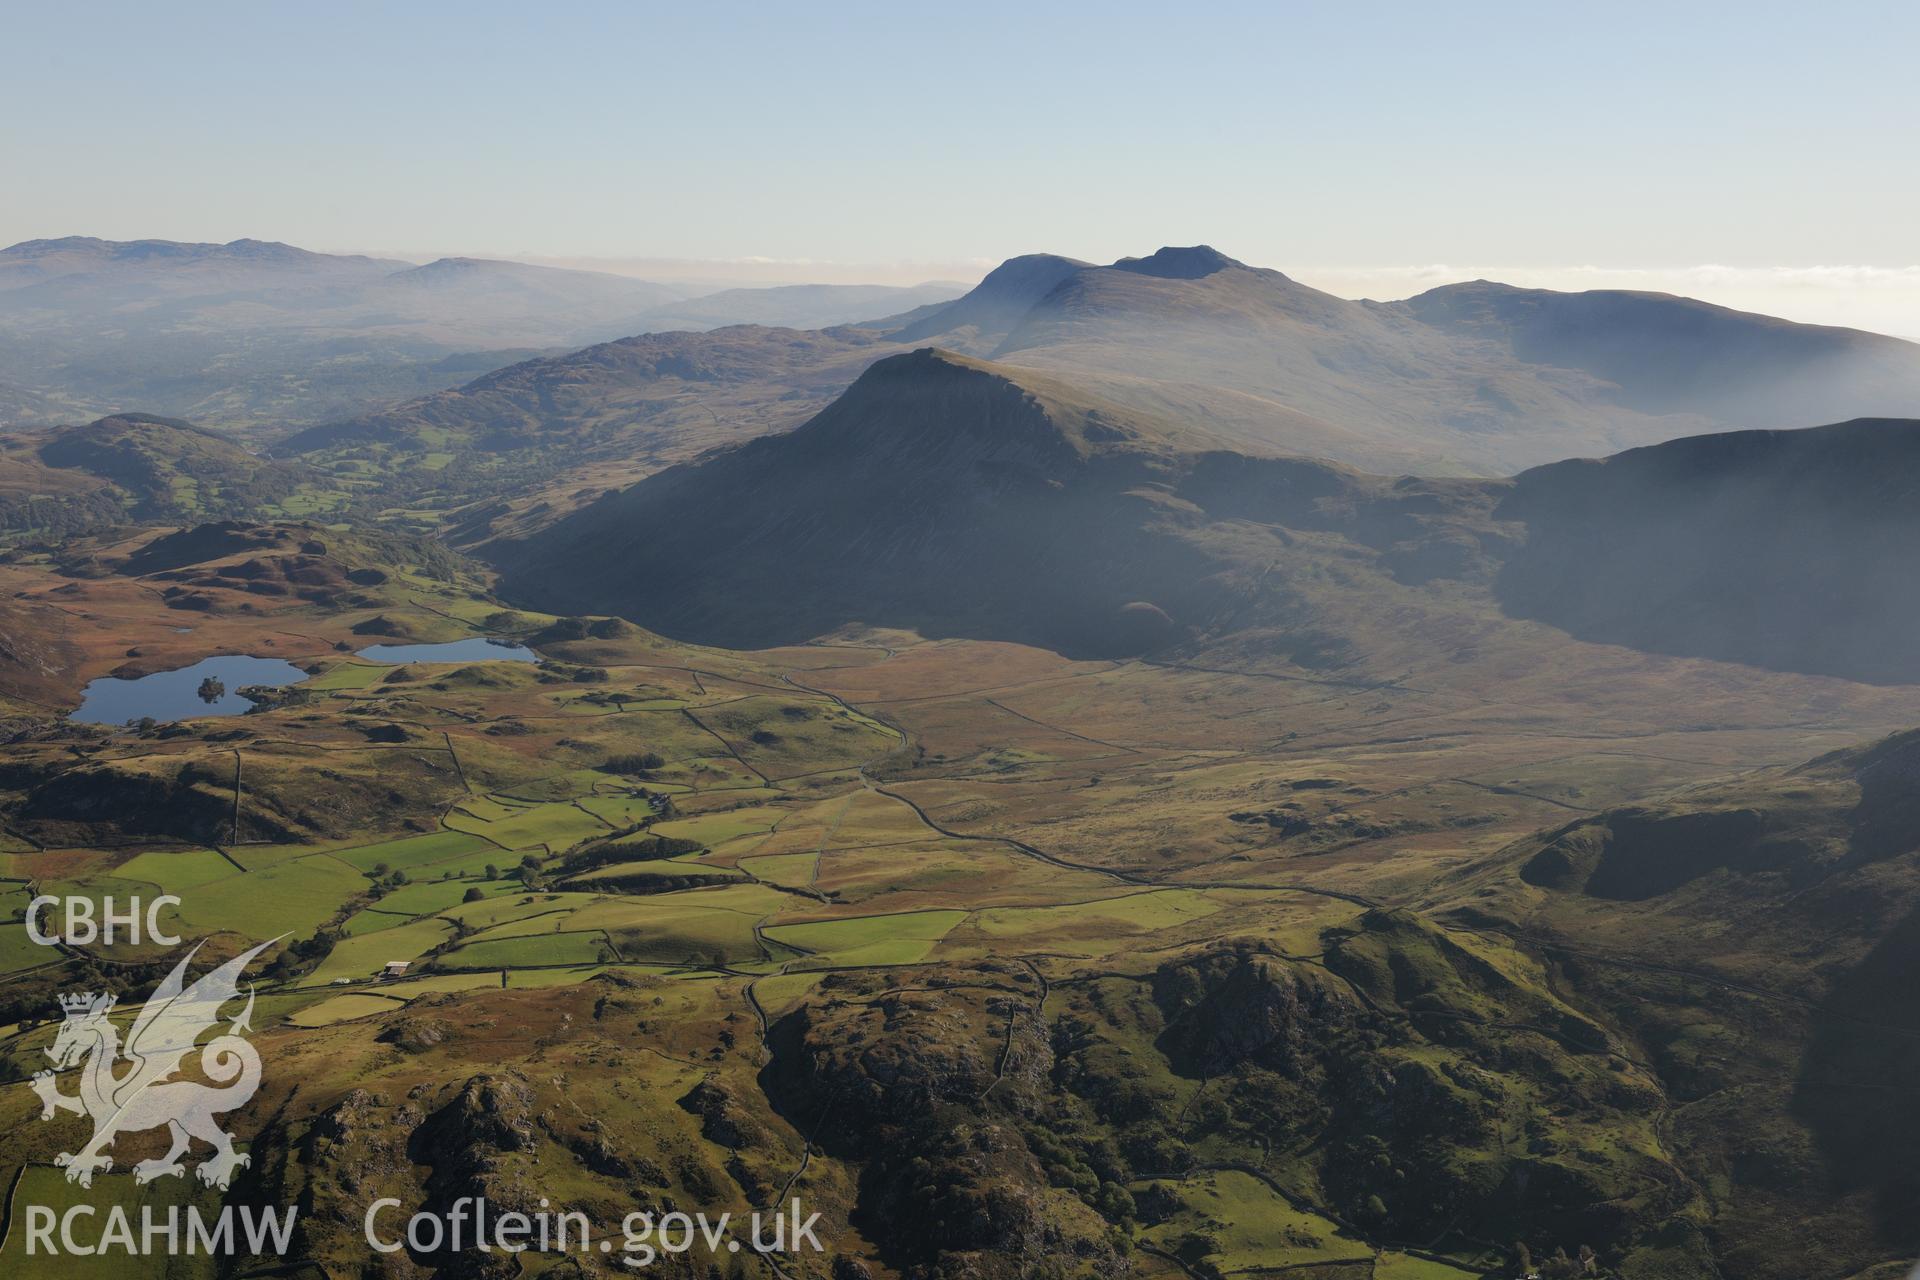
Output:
left=0, top=1165, right=224, bottom=1278
left=968, top=889, right=1224, bottom=952
left=764, top=908, right=968, bottom=966
left=300, top=661, right=390, bottom=691
left=1133, top=1171, right=1370, bottom=1272
left=310, top=916, right=454, bottom=984
left=112, top=848, right=241, bottom=892
left=0, top=923, right=53, bottom=976
left=171, top=853, right=367, bottom=940
left=738, top=851, right=817, bottom=887
left=444, top=800, right=612, bottom=851
left=436, top=932, right=613, bottom=968
left=339, top=907, right=417, bottom=937
left=574, top=792, right=664, bottom=826
left=359, top=876, right=515, bottom=918
left=567, top=888, right=781, bottom=963
left=332, top=830, right=494, bottom=873
left=650, top=807, right=783, bottom=847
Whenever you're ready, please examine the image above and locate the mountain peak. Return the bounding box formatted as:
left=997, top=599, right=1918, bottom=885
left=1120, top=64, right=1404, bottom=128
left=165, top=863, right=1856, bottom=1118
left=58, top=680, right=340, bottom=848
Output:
left=887, top=254, right=1091, bottom=345
left=809, top=347, right=1086, bottom=455
left=1111, top=245, right=1242, bottom=279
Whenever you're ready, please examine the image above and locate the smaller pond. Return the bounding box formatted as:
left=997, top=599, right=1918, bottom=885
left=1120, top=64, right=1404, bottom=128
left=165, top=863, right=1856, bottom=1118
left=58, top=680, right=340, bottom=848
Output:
left=355, top=637, right=540, bottom=665
left=70, top=655, right=309, bottom=726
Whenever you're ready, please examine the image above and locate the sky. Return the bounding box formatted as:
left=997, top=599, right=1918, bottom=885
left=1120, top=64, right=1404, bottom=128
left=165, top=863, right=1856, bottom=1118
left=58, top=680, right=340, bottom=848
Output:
left=5, top=0, right=1918, bottom=332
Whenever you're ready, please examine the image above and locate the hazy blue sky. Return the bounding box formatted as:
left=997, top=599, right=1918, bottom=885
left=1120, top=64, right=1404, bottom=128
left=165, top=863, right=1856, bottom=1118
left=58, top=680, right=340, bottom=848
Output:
left=5, top=0, right=1917, bottom=329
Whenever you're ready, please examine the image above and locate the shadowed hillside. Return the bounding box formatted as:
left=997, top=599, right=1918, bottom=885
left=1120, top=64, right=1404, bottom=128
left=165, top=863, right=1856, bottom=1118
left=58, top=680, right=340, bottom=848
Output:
left=496, top=347, right=1510, bottom=656
left=1496, top=418, right=1920, bottom=683
left=499, top=348, right=1250, bottom=654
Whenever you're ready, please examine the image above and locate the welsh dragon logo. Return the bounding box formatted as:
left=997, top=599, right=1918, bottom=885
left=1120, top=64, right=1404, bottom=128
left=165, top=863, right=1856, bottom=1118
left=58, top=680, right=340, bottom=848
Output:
left=30, top=938, right=275, bottom=1189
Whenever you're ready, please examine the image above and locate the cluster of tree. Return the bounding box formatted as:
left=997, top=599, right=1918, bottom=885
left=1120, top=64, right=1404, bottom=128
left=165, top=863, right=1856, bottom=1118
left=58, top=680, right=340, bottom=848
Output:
left=364, top=861, right=415, bottom=890
left=0, top=953, right=182, bottom=1068
left=0, top=490, right=127, bottom=537
left=599, top=751, right=665, bottom=777
left=1514, top=1242, right=1600, bottom=1277
left=554, top=831, right=701, bottom=879
left=267, top=927, right=341, bottom=979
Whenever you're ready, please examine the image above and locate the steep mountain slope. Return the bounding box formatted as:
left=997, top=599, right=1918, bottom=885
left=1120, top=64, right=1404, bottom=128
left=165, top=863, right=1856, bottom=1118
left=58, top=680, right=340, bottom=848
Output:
left=0, top=237, right=690, bottom=426
left=1496, top=418, right=1920, bottom=683
left=1402, top=279, right=1920, bottom=426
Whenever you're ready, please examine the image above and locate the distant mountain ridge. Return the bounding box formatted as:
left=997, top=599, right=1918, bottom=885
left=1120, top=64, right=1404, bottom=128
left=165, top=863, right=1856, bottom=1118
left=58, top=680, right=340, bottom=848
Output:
left=890, top=245, right=1920, bottom=472
left=1403, top=279, right=1920, bottom=426
left=0, top=236, right=974, bottom=430
left=0, top=237, right=697, bottom=427
left=0, top=235, right=399, bottom=284
left=626, top=281, right=968, bottom=333
left=17, top=232, right=1918, bottom=472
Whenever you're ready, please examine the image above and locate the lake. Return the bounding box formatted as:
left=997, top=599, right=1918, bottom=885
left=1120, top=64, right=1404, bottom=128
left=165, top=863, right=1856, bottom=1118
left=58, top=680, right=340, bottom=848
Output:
left=355, top=637, right=540, bottom=664
left=70, top=655, right=310, bottom=725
